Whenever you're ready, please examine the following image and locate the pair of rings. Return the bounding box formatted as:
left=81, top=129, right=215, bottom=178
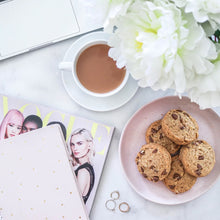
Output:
left=105, top=191, right=130, bottom=213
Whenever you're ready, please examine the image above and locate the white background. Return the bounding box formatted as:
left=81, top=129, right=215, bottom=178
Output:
left=0, top=31, right=220, bottom=220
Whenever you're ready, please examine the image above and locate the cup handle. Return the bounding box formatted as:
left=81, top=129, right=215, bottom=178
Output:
left=58, top=62, right=72, bottom=71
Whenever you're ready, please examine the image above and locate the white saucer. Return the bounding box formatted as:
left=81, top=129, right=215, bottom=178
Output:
left=60, top=32, right=139, bottom=112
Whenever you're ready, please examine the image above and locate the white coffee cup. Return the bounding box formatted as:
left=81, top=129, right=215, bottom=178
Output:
left=59, top=32, right=129, bottom=98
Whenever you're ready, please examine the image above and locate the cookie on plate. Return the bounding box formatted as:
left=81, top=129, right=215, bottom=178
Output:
left=136, top=143, right=171, bottom=182
left=179, top=140, right=215, bottom=177
left=146, top=120, right=181, bottom=156
left=161, top=109, right=199, bottom=145
left=164, top=156, right=197, bottom=194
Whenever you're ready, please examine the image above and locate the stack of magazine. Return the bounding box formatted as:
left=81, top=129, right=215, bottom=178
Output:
left=0, top=94, right=114, bottom=219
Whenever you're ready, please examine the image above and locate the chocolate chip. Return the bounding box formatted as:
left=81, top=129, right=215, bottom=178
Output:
left=142, top=173, right=148, bottom=178
left=151, top=128, right=157, bottom=133
left=148, top=160, right=152, bottom=163
left=152, top=149, right=158, bottom=153
left=140, top=150, right=145, bottom=155
left=141, top=167, right=144, bottom=172
left=183, top=112, right=190, bottom=117
left=173, top=173, right=181, bottom=180
left=149, top=136, right=154, bottom=143
left=195, top=169, right=201, bottom=176
left=180, top=126, right=185, bottom=130
left=197, top=164, right=203, bottom=170
left=169, top=185, right=175, bottom=189
left=159, top=133, right=163, bottom=139
left=161, top=169, right=167, bottom=175
left=198, top=155, right=204, bottom=160
left=180, top=117, right=183, bottom=124
left=150, top=165, right=155, bottom=169
left=176, top=110, right=183, bottom=112
left=136, top=161, right=139, bottom=165
left=158, top=125, right=162, bottom=130
left=153, top=176, right=159, bottom=182
left=171, top=113, right=178, bottom=120
left=197, top=140, right=203, bottom=144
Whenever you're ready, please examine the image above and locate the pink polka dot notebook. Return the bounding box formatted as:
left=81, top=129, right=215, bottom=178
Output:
left=0, top=125, right=89, bottom=220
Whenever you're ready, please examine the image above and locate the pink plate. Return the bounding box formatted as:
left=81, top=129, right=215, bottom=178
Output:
left=119, top=96, right=220, bottom=205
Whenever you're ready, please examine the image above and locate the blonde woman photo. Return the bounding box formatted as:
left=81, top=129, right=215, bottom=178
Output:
left=0, top=109, right=24, bottom=140
left=68, top=128, right=95, bottom=203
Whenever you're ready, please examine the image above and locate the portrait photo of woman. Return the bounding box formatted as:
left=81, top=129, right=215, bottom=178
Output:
left=22, top=114, right=43, bottom=133
left=0, top=109, right=24, bottom=140
left=68, top=128, right=95, bottom=203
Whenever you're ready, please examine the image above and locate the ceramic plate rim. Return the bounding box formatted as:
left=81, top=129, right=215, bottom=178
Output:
left=119, top=96, right=220, bottom=205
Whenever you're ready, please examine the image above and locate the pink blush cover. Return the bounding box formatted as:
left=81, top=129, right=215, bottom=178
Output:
left=0, top=125, right=89, bottom=220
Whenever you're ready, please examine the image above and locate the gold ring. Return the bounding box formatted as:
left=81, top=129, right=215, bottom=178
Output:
left=110, top=191, right=120, bottom=200
left=119, top=202, right=130, bottom=213
left=105, top=199, right=116, bottom=211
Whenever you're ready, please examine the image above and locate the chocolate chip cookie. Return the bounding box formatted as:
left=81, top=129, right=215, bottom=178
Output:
left=164, top=156, right=197, bottom=194
left=179, top=140, right=215, bottom=177
left=162, top=109, right=199, bottom=145
left=146, top=120, right=181, bottom=156
left=136, top=143, right=171, bottom=182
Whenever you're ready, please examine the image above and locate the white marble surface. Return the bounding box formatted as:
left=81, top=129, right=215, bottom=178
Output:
left=0, top=32, right=220, bottom=220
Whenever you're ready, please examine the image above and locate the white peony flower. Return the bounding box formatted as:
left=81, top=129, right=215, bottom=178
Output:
left=104, top=0, right=135, bottom=32
left=105, top=0, right=217, bottom=95
left=171, top=0, right=220, bottom=29
left=188, top=49, right=220, bottom=109
left=188, top=64, right=220, bottom=109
